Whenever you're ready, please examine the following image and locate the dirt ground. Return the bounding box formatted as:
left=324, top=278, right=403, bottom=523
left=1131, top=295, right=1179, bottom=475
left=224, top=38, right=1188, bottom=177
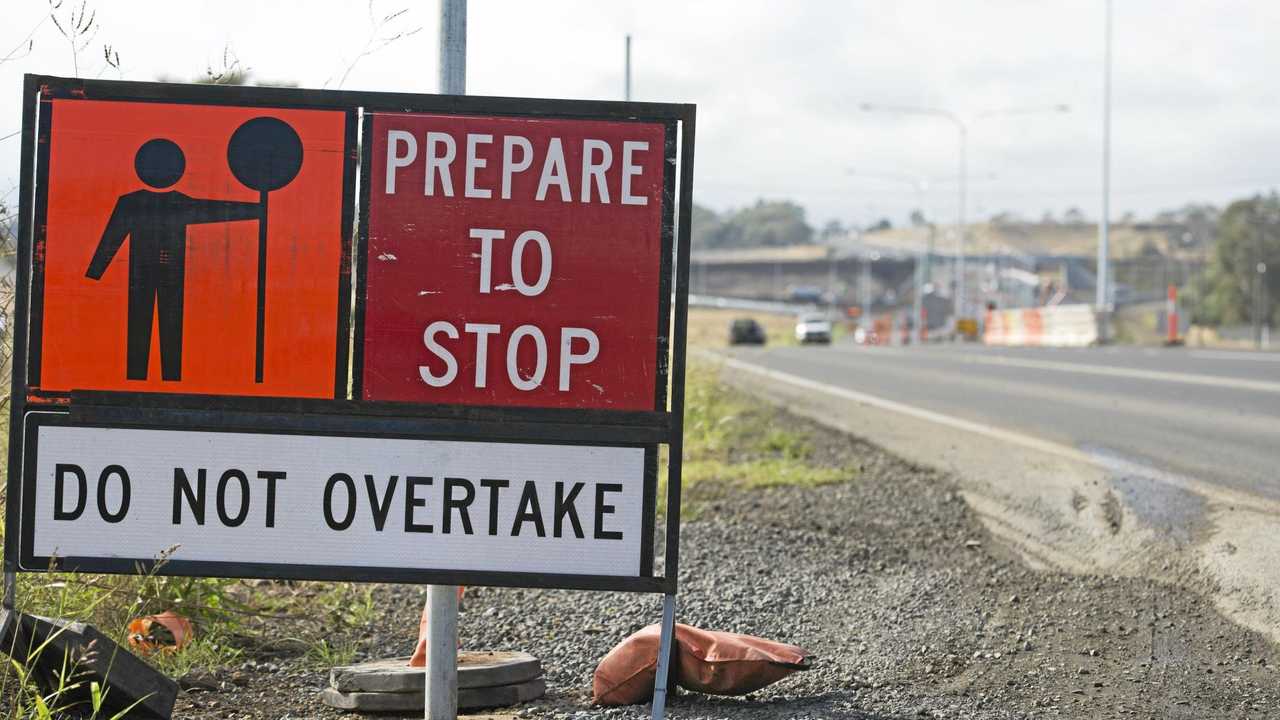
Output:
left=151, top=388, right=1278, bottom=719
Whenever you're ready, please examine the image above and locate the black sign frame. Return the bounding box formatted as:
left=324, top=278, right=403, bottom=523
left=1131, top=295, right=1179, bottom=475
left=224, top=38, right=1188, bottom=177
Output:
left=5, top=74, right=695, bottom=596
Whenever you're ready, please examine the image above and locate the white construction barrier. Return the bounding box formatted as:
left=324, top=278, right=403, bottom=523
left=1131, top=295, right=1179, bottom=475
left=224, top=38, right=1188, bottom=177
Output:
left=984, top=304, right=1099, bottom=347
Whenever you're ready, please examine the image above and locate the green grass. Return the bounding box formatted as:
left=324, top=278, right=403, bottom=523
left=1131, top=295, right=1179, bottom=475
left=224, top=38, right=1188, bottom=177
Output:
left=666, top=360, right=856, bottom=518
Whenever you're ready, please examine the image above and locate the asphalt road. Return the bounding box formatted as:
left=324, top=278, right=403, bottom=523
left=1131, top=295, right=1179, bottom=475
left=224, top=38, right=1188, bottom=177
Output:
left=721, top=342, right=1280, bottom=503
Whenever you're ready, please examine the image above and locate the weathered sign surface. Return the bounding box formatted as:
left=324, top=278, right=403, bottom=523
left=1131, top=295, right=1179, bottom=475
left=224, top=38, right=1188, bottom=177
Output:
left=360, top=112, right=671, bottom=410
left=7, top=75, right=694, bottom=594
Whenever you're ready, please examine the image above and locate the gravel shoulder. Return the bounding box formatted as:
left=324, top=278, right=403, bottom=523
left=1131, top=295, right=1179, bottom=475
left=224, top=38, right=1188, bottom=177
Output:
left=168, top=389, right=1278, bottom=719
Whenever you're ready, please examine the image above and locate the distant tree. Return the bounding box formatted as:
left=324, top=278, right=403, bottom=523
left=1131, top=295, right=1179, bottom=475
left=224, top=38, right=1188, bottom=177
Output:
left=908, top=209, right=928, bottom=227
left=866, top=218, right=892, bottom=232
left=1191, top=194, right=1279, bottom=326
left=1119, top=210, right=1137, bottom=225
left=691, top=203, right=727, bottom=249
left=819, top=219, right=846, bottom=243
left=723, top=200, right=814, bottom=247
left=989, top=211, right=1022, bottom=227
left=1138, top=238, right=1164, bottom=257
left=1179, top=203, right=1219, bottom=247
left=1063, top=207, right=1087, bottom=226
left=1151, top=203, right=1218, bottom=247
left=1040, top=210, right=1057, bottom=225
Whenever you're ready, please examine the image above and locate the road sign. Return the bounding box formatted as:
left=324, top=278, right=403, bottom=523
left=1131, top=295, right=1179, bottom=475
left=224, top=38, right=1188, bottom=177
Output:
left=357, top=112, right=672, bottom=410
left=29, top=96, right=354, bottom=399
left=6, top=75, right=694, bottom=596
left=22, top=414, right=651, bottom=585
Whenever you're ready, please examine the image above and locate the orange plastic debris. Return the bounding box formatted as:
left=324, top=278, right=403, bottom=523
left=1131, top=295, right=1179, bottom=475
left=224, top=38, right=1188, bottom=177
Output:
left=593, top=623, right=812, bottom=705
left=408, top=586, right=466, bottom=667
left=127, top=610, right=193, bottom=655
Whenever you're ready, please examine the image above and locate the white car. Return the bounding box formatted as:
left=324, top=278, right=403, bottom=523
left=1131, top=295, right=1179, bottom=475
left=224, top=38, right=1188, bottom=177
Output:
left=794, top=314, right=833, bottom=344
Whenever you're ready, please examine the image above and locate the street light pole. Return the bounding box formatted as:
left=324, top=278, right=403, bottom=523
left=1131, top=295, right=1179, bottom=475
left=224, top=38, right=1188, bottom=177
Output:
left=1097, top=0, right=1113, bottom=315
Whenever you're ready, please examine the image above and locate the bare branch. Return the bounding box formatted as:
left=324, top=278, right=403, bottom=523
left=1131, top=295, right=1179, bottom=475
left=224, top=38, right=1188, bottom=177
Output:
left=48, top=0, right=101, bottom=77
left=198, top=44, right=252, bottom=85
left=325, top=1, right=422, bottom=89
left=0, top=14, right=45, bottom=66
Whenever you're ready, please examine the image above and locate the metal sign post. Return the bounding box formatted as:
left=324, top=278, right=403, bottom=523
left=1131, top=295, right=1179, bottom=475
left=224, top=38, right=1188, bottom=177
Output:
left=427, top=1, right=467, bottom=718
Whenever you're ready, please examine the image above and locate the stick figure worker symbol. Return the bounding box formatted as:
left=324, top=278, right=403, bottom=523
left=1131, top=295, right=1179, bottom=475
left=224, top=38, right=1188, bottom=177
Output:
left=85, top=117, right=303, bottom=383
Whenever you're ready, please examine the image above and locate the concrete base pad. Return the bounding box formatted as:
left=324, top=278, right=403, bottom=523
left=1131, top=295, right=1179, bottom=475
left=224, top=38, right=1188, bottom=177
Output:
left=321, top=677, right=546, bottom=712
left=330, top=651, right=542, bottom=692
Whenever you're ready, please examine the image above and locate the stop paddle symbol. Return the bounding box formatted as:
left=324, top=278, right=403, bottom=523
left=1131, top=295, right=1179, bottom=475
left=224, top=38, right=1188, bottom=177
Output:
left=227, top=117, right=303, bottom=383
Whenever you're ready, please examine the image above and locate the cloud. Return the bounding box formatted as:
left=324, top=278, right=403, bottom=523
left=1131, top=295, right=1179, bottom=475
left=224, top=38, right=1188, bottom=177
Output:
left=3, top=0, right=1279, bottom=227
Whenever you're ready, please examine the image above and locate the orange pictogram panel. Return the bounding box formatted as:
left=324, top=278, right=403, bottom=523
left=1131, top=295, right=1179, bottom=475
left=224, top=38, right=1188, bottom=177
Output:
left=32, top=99, right=352, bottom=399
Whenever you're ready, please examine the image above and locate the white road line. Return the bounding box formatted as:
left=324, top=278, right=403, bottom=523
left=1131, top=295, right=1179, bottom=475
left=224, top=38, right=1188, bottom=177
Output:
left=815, top=344, right=1280, bottom=392
left=710, top=352, right=1094, bottom=465
left=937, top=352, right=1280, bottom=394
left=1189, top=350, right=1280, bottom=363
left=706, top=351, right=1280, bottom=515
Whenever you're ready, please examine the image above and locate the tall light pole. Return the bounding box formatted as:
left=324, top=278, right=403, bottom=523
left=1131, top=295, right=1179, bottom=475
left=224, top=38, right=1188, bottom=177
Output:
left=859, top=103, right=1069, bottom=320
left=1097, top=0, right=1113, bottom=315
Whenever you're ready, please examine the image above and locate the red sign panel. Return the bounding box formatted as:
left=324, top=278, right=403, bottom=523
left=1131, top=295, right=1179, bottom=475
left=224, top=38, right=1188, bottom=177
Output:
left=360, top=112, right=669, bottom=410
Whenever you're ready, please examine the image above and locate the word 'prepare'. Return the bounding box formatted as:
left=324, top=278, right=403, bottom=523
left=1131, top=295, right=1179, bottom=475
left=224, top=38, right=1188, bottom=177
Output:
left=383, top=130, right=651, bottom=205
left=50, top=463, right=626, bottom=540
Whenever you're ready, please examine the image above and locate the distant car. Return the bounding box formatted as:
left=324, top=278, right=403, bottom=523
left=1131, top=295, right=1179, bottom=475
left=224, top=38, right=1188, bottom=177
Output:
left=794, top=314, right=832, bottom=344
left=729, top=318, right=767, bottom=345
left=789, top=286, right=824, bottom=304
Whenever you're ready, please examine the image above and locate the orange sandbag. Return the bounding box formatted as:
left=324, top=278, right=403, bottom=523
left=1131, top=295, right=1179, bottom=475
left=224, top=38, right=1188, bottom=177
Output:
left=674, top=624, right=812, bottom=695
left=593, top=623, right=812, bottom=705
left=127, top=610, right=193, bottom=655
left=408, top=587, right=466, bottom=667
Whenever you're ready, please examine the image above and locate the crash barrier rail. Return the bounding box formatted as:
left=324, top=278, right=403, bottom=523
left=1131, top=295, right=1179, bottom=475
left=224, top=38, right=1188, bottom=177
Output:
left=689, top=294, right=820, bottom=316
left=983, top=303, right=1100, bottom=347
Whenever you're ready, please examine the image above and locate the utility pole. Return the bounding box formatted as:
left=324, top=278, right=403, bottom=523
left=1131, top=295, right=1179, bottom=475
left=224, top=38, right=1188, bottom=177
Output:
left=1254, top=262, right=1265, bottom=348
left=1261, top=262, right=1270, bottom=349
left=1097, top=0, right=1113, bottom=317
left=625, top=34, right=632, bottom=101
left=860, top=238, right=875, bottom=324
left=428, top=3, right=465, bottom=718
left=827, top=246, right=838, bottom=313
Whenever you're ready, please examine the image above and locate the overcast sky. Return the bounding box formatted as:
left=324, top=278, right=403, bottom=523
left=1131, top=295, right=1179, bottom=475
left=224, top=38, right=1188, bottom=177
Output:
left=5, top=0, right=1280, bottom=229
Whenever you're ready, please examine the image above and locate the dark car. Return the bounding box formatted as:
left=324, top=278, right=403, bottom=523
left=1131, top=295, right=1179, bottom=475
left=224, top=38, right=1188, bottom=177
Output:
left=729, top=318, right=767, bottom=345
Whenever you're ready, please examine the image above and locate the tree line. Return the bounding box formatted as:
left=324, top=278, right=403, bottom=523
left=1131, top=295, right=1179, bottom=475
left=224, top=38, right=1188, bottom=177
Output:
left=1191, top=194, right=1278, bottom=328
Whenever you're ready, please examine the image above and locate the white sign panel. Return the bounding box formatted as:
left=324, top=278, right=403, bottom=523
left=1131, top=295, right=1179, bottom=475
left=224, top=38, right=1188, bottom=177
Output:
left=28, top=423, right=645, bottom=578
